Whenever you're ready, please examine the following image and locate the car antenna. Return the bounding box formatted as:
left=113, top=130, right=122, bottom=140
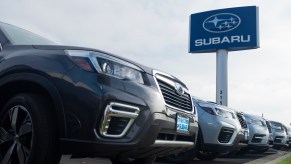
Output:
left=0, top=43, right=3, bottom=52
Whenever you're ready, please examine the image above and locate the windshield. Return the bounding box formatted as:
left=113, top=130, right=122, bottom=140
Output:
left=0, top=22, right=56, bottom=45
left=270, top=122, right=284, bottom=131
left=246, top=117, right=266, bottom=127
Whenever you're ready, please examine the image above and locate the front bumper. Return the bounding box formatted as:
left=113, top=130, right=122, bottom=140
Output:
left=61, top=112, right=198, bottom=157
left=200, top=129, right=248, bottom=152
left=58, top=69, right=198, bottom=157
left=246, top=144, right=269, bottom=151
left=198, top=111, right=248, bottom=152
left=273, top=135, right=288, bottom=147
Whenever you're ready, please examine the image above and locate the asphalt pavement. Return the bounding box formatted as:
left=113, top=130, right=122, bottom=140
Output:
left=60, top=148, right=291, bottom=164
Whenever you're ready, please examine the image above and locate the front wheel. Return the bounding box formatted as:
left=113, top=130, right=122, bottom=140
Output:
left=111, top=156, right=156, bottom=164
left=0, top=93, right=60, bottom=164
left=196, top=151, right=219, bottom=160
left=159, top=147, right=197, bottom=163
left=257, top=147, right=269, bottom=153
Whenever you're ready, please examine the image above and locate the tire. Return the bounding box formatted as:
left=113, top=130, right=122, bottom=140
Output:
left=160, top=147, right=197, bottom=163
left=111, top=156, right=156, bottom=164
left=273, top=145, right=280, bottom=150
left=257, top=147, right=269, bottom=153
left=237, top=148, right=248, bottom=155
left=196, top=151, right=219, bottom=161
left=0, top=93, right=60, bottom=164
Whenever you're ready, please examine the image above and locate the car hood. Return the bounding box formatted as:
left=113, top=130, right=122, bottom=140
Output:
left=33, top=45, right=186, bottom=86
left=193, top=99, right=235, bottom=114
left=33, top=45, right=155, bottom=73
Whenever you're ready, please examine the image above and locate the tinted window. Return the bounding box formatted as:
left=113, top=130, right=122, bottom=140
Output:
left=270, top=122, right=284, bottom=131
left=0, top=22, right=56, bottom=45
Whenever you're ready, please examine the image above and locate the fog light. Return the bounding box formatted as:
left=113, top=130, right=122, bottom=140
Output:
left=98, top=102, right=140, bottom=138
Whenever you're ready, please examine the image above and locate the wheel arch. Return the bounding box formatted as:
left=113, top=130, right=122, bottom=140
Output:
left=0, top=72, right=67, bottom=137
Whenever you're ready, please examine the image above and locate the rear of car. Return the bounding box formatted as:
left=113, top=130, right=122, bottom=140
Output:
left=243, top=114, right=270, bottom=152
left=192, top=98, right=249, bottom=160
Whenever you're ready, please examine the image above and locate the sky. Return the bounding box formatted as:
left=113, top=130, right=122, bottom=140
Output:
left=1, top=0, right=290, bottom=126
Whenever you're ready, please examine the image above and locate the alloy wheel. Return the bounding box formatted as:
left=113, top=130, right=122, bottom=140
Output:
left=0, top=105, right=33, bottom=164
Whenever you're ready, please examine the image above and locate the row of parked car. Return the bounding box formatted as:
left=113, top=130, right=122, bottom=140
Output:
left=161, top=97, right=291, bottom=163
left=0, top=22, right=289, bottom=164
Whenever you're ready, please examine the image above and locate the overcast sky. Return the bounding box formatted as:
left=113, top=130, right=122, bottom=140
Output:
left=1, top=0, right=290, bottom=125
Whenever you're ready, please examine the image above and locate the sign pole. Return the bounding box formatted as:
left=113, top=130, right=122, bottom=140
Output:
left=216, top=49, right=228, bottom=106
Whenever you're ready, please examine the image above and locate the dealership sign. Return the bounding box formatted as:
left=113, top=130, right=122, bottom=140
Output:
left=189, top=6, right=259, bottom=53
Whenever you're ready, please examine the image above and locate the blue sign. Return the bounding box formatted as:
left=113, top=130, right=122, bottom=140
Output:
left=189, top=6, right=259, bottom=53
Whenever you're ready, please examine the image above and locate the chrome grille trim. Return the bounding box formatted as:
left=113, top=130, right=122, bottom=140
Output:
left=98, top=102, right=140, bottom=138
left=236, top=113, right=248, bottom=129
left=153, top=70, right=194, bottom=114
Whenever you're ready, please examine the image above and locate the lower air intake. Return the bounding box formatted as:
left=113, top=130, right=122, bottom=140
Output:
left=99, top=102, right=139, bottom=138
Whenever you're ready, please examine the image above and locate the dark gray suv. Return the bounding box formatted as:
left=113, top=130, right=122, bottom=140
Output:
left=0, top=22, right=198, bottom=164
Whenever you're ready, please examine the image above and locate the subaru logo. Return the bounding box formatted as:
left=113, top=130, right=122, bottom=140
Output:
left=203, top=13, right=241, bottom=33
left=175, top=83, right=184, bottom=96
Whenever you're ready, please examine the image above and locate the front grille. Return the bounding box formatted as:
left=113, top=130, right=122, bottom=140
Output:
left=218, top=128, right=234, bottom=143
left=274, top=136, right=284, bottom=143
left=107, top=117, right=131, bottom=135
left=157, top=79, right=192, bottom=112
left=236, top=113, right=248, bottom=129
left=251, top=134, right=266, bottom=143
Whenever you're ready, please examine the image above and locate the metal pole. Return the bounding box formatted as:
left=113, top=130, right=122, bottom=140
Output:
left=216, top=49, right=228, bottom=106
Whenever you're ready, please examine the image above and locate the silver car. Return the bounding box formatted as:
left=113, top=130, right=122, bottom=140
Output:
left=284, top=125, right=291, bottom=147
left=241, top=114, right=270, bottom=153
left=269, top=121, right=288, bottom=149
left=161, top=98, right=248, bottom=162
left=265, top=120, right=274, bottom=145
left=192, top=98, right=249, bottom=160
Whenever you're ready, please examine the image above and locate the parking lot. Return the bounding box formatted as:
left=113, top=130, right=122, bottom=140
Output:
left=60, top=148, right=290, bottom=164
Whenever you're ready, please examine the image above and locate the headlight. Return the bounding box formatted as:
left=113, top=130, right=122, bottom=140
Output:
left=66, top=50, right=144, bottom=84
left=214, top=107, right=233, bottom=118
left=247, top=118, right=263, bottom=126
left=200, top=106, right=216, bottom=115
left=199, top=103, right=233, bottom=118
